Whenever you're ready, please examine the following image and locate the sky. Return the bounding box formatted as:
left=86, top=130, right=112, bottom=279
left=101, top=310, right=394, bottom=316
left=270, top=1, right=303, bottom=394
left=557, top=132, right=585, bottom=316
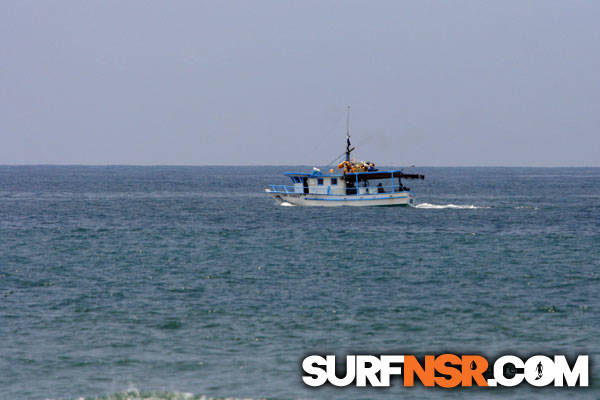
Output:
left=1, top=1, right=599, bottom=166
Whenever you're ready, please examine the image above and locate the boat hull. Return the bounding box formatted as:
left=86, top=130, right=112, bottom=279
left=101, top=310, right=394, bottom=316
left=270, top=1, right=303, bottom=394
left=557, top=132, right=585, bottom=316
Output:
left=266, top=190, right=415, bottom=207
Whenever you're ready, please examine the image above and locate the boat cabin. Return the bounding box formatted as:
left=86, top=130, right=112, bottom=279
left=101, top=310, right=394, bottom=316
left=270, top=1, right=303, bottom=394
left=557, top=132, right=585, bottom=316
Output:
left=284, top=170, right=424, bottom=196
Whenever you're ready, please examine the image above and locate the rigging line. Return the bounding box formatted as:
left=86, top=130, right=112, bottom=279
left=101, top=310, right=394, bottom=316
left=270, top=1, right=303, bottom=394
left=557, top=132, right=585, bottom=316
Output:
left=325, top=151, right=347, bottom=167
left=306, top=108, right=348, bottom=163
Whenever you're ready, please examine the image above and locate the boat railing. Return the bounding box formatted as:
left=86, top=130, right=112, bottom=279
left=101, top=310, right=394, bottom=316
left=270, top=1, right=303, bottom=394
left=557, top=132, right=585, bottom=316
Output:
left=268, top=185, right=299, bottom=194
left=268, top=184, right=411, bottom=195
left=350, top=184, right=411, bottom=195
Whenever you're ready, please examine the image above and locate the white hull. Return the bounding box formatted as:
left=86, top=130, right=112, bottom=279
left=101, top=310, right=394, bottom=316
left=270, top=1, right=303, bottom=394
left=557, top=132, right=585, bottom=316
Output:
left=266, top=190, right=415, bottom=207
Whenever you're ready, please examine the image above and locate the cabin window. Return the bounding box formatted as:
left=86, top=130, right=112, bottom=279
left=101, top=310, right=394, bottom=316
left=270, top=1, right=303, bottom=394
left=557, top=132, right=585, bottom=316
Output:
left=331, top=178, right=337, bottom=185
left=317, top=178, right=324, bottom=185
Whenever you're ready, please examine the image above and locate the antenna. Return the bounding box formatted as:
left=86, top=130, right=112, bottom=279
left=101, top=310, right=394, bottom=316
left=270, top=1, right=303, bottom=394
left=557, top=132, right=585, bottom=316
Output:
left=345, top=105, right=354, bottom=162
left=346, top=105, right=350, bottom=139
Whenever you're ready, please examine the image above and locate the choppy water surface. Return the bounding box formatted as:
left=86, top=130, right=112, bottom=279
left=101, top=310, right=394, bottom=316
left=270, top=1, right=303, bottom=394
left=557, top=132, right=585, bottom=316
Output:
left=0, top=166, right=599, bottom=400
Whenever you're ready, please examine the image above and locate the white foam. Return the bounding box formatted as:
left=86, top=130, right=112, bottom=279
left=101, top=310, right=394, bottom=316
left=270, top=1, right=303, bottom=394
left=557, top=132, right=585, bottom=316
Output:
left=279, top=202, right=295, bottom=207
left=413, top=202, right=489, bottom=209
left=71, top=390, right=265, bottom=400
left=514, top=205, right=539, bottom=210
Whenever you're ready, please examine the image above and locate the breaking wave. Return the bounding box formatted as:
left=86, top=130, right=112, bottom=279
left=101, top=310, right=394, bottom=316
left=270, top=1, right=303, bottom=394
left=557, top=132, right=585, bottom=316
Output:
left=413, top=202, right=489, bottom=209
left=72, top=389, right=266, bottom=400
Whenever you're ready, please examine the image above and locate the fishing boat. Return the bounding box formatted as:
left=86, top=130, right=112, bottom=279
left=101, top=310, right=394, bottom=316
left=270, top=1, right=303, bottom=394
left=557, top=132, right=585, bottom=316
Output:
left=265, top=108, right=424, bottom=206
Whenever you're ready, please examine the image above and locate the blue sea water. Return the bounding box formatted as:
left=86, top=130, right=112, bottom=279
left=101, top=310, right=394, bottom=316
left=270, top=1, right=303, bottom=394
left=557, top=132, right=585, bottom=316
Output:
left=0, top=166, right=598, bottom=400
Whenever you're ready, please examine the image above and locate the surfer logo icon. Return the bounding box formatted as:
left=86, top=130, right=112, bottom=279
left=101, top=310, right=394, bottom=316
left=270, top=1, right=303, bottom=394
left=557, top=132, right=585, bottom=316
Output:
left=535, top=361, right=543, bottom=380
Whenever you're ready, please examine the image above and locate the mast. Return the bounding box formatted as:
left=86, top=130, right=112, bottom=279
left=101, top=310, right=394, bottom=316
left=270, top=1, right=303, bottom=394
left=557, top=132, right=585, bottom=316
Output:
left=345, top=105, right=354, bottom=162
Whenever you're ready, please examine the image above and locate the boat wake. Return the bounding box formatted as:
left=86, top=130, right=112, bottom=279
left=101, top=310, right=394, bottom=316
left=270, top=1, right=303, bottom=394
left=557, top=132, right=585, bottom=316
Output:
left=279, top=202, right=295, bottom=207
left=413, top=202, right=489, bottom=209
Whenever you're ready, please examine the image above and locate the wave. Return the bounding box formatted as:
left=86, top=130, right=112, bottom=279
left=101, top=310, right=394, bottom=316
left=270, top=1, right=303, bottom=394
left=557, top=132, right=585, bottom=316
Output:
left=413, top=202, right=489, bottom=209
left=514, top=205, right=539, bottom=210
left=72, top=389, right=266, bottom=400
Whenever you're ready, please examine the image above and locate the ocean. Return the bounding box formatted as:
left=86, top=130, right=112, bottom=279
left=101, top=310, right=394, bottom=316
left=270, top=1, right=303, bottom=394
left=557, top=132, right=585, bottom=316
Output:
left=0, top=166, right=598, bottom=399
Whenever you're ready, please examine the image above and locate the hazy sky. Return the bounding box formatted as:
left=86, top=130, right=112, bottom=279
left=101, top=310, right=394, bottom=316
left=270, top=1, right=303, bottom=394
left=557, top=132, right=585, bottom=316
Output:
left=1, top=1, right=599, bottom=166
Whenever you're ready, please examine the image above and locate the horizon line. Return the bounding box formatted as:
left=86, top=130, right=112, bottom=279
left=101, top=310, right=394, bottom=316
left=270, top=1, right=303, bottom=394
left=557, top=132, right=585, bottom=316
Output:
left=1, top=163, right=599, bottom=168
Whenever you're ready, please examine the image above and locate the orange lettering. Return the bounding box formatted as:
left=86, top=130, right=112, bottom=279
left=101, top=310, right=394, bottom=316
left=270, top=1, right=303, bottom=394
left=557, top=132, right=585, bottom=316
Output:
left=461, top=355, right=489, bottom=387
left=434, top=354, right=462, bottom=388
left=403, top=355, right=435, bottom=386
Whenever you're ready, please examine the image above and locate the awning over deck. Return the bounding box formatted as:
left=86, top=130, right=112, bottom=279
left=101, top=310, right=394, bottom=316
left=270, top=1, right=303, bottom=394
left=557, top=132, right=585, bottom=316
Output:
left=347, top=170, right=425, bottom=181
left=284, top=170, right=424, bottom=180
